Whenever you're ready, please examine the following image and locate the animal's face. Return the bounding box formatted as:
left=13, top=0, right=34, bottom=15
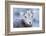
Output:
left=22, top=10, right=33, bottom=25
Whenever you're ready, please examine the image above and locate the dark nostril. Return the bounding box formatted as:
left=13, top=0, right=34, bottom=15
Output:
left=29, top=22, right=31, bottom=24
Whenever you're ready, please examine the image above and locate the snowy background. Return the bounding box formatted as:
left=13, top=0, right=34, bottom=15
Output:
left=13, top=8, right=39, bottom=27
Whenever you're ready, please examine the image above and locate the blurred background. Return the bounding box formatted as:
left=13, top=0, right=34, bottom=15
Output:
left=13, top=8, right=39, bottom=27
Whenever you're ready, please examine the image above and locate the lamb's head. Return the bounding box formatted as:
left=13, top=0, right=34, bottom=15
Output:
left=23, top=10, right=33, bottom=25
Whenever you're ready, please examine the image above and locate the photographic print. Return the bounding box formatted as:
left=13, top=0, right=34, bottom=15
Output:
left=13, top=8, right=39, bottom=28
left=10, top=5, right=43, bottom=32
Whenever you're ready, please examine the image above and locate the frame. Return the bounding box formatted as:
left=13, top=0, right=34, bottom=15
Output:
left=5, top=0, right=45, bottom=36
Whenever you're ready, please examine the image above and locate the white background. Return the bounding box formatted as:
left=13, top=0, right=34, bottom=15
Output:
left=0, top=0, right=46, bottom=36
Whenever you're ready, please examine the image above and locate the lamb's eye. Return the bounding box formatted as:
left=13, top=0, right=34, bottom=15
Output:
left=25, top=16, right=27, bottom=18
